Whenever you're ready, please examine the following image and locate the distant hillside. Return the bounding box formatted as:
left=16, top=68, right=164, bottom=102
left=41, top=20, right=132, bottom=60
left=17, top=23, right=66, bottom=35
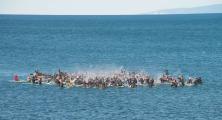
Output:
left=150, top=4, right=222, bottom=14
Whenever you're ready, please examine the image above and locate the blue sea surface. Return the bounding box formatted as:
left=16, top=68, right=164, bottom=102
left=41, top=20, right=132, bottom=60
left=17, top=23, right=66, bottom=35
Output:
left=0, top=14, right=222, bottom=120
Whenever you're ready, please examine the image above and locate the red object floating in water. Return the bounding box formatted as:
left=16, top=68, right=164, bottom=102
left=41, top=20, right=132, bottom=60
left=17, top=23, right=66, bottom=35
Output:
left=14, top=74, right=19, bottom=81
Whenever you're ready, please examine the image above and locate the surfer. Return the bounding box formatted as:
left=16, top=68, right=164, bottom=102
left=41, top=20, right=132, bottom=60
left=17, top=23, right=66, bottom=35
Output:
left=193, top=77, right=202, bottom=85
left=187, top=77, right=193, bottom=84
left=148, top=78, right=154, bottom=87
left=178, top=75, right=185, bottom=86
left=139, top=78, right=144, bottom=85
left=39, top=77, right=42, bottom=85
left=171, top=79, right=178, bottom=87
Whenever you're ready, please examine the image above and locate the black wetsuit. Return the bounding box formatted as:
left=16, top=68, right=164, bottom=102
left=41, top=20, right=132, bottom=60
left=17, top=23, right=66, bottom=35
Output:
left=39, top=78, right=42, bottom=85
left=32, top=76, right=35, bottom=84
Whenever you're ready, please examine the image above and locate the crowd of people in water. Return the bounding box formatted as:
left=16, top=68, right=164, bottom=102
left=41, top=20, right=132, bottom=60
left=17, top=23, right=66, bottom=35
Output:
left=14, top=69, right=202, bottom=89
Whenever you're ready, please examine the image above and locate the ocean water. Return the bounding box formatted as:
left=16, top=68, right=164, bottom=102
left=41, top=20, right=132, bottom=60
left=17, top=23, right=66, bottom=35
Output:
left=0, top=14, right=222, bottom=120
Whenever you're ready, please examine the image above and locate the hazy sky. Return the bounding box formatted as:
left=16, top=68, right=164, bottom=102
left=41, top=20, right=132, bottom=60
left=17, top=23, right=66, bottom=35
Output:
left=1, top=0, right=222, bottom=15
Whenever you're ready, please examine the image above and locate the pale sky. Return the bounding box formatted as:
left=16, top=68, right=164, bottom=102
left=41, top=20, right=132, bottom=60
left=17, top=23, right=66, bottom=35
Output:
left=0, top=0, right=222, bottom=15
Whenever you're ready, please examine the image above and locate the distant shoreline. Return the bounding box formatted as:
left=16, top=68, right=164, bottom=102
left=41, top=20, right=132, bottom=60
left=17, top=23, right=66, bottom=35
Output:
left=0, top=13, right=222, bottom=16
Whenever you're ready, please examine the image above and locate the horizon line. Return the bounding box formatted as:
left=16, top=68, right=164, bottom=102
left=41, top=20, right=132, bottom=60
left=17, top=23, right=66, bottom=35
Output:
left=1, top=13, right=222, bottom=16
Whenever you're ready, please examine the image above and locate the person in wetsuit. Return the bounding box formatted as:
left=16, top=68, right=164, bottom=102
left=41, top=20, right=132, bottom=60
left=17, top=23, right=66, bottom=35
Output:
left=178, top=75, right=185, bottom=86
left=32, top=75, right=36, bottom=84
